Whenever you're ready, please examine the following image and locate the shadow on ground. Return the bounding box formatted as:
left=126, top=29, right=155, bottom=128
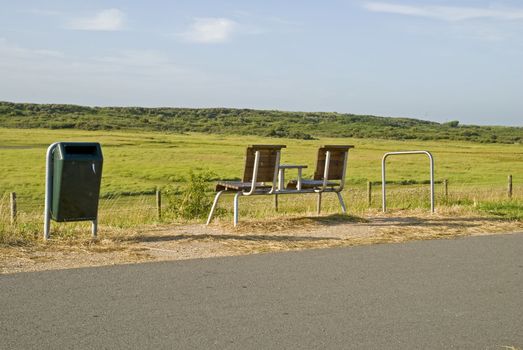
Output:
left=291, top=214, right=368, bottom=226
left=218, top=213, right=368, bottom=233
left=125, top=233, right=342, bottom=244
left=367, top=216, right=507, bottom=228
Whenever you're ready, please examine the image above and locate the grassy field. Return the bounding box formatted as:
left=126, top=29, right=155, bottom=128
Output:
left=1, top=128, right=521, bottom=197
left=0, top=127, right=522, bottom=245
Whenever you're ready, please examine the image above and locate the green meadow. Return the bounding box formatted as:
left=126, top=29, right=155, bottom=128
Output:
left=1, top=127, right=522, bottom=244
left=0, top=127, right=521, bottom=200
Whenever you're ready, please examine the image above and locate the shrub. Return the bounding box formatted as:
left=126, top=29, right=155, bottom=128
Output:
left=165, top=170, right=216, bottom=220
left=443, top=120, right=460, bottom=128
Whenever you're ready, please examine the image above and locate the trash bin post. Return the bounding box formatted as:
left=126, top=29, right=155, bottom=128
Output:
left=44, top=142, right=60, bottom=240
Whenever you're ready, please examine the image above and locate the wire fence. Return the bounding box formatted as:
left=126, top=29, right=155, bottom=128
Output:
left=1, top=177, right=520, bottom=226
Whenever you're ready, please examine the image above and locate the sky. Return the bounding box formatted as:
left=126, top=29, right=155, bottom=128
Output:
left=1, top=1, right=522, bottom=126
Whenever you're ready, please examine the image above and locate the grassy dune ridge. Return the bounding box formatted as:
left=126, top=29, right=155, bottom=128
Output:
left=1, top=101, right=522, bottom=143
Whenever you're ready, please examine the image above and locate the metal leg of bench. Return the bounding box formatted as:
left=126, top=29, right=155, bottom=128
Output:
left=206, top=191, right=224, bottom=225
left=317, top=192, right=322, bottom=215
left=336, top=192, right=347, bottom=214
left=274, top=194, right=278, bottom=212
left=233, top=192, right=241, bottom=227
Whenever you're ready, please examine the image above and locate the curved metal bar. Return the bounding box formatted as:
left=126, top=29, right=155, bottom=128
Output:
left=44, top=142, right=60, bottom=240
left=233, top=192, right=241, bottom=226
left=336, top=192, right=347, bottom=213
left=206, top=190, right=225, bottom=225
left=322, top=150, right=331, bottom=191
left=314, top=150, right=331, bottom=194
left=336, top=151, right=349, bottom=193
left=243, top=151, right=260, bottom=196
left=381, top=151, right=434, bottom=213
left=313, top=150, right=349, bottom=194
left=269, top=150, right=281, bottom=194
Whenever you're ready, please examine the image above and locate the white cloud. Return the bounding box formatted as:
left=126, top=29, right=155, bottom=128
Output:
left=0, top=38, right=64, bottom=59
left=364, top=2, right=523, bottom=21
left=95, top=51, right=171, bottom=67
left=67, top=8, right=125, bottom=31
left=25, top=8, right=63, bottom=16
left=0, top=39, right=212, bottom=107
left=179, top=17, right=237, bottom=43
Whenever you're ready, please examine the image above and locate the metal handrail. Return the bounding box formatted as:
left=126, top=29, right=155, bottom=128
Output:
left=381, top=151, right=435, bottom=213
left=44, top=142, right=60, bottom=240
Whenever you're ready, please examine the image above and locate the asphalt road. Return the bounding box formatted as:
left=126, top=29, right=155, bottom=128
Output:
left=1, top=233, right=522, bottom=349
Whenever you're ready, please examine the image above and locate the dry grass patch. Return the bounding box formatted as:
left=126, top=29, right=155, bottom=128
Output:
left=1, top=210, right=522, bottom=274
left=219, top=213, right=367, bottom=233
left=210, top=209, right=523, bottom=255
left=368, top=209, right=523, bottom=243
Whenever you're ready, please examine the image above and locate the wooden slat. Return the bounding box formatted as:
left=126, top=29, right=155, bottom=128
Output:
left=248, top=144, right=286, bottom=150
left=320, top=145, right=354, bottom=150
left=216, top=181, right=272, bottom=191
left=313, top=146, right=352, bottom=180
left=287, top=179, right=339, bottom=189
left=243, top=146, right=282, bottom=182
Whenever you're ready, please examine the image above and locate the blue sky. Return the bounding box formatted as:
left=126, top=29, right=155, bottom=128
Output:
left=1, top=1, right=522, bottom=126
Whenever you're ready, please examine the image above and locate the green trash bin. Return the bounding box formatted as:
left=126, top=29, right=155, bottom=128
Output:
left=51, top=142, right=103, bottom=222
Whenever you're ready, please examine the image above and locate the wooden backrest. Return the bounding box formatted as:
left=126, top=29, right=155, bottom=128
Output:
left=313, top=145, right=354, bottom=181
left=242, top=145, right=286, bottom=182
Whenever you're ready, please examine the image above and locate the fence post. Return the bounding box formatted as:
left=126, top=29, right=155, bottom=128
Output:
left=156, top=187, right=162, bottom=220
left=443, top=179, right=448, bottom=199
left=10, top=192, right=17, bottom=224
left=508, top=175, right=512, bottom=199
left=367, top=181, right=372, bottom=207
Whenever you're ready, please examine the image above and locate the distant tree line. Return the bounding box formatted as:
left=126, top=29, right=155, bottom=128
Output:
left=0, top=101, right=521, bottom=144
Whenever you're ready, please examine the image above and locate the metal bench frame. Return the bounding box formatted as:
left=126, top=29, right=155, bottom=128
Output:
left=207, top=145, right=353, bottom=226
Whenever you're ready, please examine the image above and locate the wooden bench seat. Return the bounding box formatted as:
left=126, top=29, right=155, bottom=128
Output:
left=286, top=179, right=339, bottom=189
left=207, top=145, right=286, bottom=226
left=216, top=181, right=272, bottom=191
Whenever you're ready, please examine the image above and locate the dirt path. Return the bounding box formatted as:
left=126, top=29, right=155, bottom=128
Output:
left=1, top=212, right=522, bottom=274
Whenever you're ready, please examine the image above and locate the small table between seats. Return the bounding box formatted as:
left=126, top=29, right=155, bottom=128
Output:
left=278, top=164, right=308, bottom=191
